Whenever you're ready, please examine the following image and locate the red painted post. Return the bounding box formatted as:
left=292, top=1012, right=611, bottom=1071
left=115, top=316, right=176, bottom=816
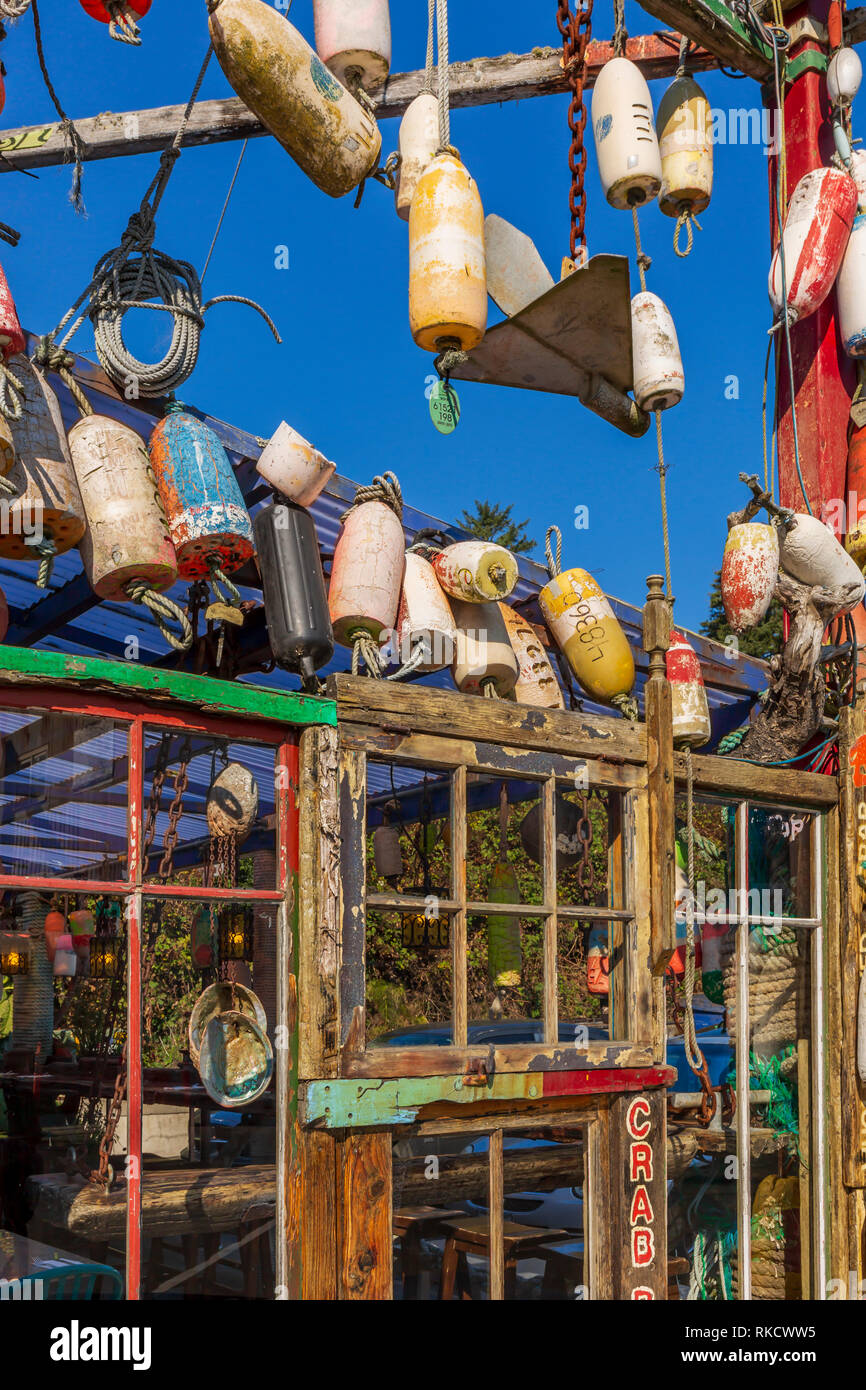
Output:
left=770, top=2, right=854, bottom=516
left=126, top=718, right=144, bottom=1300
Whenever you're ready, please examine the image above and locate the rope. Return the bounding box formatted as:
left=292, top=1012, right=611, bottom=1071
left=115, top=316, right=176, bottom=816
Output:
left=673, top=207, right=701, bottom=258
left=31, top=0, right=87, bottom=212
left=340, top=471, right=403, bottom=523
left=655, top=411, right=674, bottom=598
left=349, top=628, right=383, bottom=677
left=387, top=641, right=427, bottom=681
left=200, top=139, right=248, bottom=283
left=631, top=207, right=651, bottom=290
left=682, top=747, right=705, bottom=1074
left=718, top=727, right=748, bottom=754
left=0, top=357, right=25, bottom=422
left=44, top=47, right=280, bottom=399
left=613, top=0, right=627, bottom=56
left=481, top=678, right=500, bottom=698
left=676, top=32, right=689, bottom=76
left=25, top=533, right=55, bottom=587
left=32, top=337, right=94, bottom=418
left=0, top=0, right=30, bottom=16
left=435, top=0, right=454, bottom=153
left=207, top=557, right=241, bottom=608
left=125, top=580, right=194, bottom=651
left=106, top=1, right=143, bottom=45
left=545, top=524, right=563, bottom=578
left=424, top=0, right=436, bottom=93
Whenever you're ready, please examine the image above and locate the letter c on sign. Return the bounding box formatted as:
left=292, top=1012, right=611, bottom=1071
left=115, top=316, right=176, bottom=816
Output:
left=626, top=1096, right=651, bottom=1140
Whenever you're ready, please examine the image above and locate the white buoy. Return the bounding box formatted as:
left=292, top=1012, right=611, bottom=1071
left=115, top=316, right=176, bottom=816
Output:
left=396, top=551, right=456, bottom=672
left=433, top=541, right=518, bottom=603
left=313, top=0, right=391, bottom=90
left=780, top=513, right=866, bottom=608
left=828, top=47, right=862, bottom=108
left=395, top=93, right=439, bottom=221
left=451, top=598, right=519, bottom=696
left=592, top=57, right=662, bottom=210
left=329, top=498, right=405, bottom=645
left=837, top=214, right=866, bottom=358
left=631, top=291, right=684, bottom=412
left=256, top=421, right=336, bottom=506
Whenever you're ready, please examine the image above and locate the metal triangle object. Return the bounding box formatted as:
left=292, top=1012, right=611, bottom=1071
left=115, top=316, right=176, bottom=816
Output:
left=449, top=253, right=649, bottom=437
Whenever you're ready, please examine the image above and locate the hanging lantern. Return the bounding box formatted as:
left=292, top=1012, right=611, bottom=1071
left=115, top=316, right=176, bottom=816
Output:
left=401, top=905, right=450, bottom=950
left=218, top=905, right=254, bottom=962
left=0, top=931, right=30, bottom=976
left=89, top=929, right=120, bottom=980
left=409, top=152, right=487, bottom=354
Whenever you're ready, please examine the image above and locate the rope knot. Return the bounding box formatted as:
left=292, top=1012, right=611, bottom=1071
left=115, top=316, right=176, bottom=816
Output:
left=340, top=472, right=403, bottom=525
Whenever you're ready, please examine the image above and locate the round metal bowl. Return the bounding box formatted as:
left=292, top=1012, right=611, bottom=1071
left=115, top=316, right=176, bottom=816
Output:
left=188, top=981, right=267, bottom=1069
left=197, top=1010, right=274, bottom=1109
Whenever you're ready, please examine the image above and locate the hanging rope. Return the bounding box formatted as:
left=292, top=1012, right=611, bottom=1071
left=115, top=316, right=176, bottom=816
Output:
left=125, top=580, right=194, bottom=651
left=676, top=32, right=689, bottom=76
left=655, top=411, right=674, bottom=599
left=387, top=640, right=427, bottom=682
left=673, top=207, right=702, bottom=258
left=632, top=206, right=651, bottom=290
left=612, top=0, right=627, bottom=55
left=43, top=46, right=280, bottom=399
left=424, top=0, right=436, bottom=93
left=0, top=357, right=24, bottom=423
left=682, top=746, right=705, bottom=1075
left=32, top=337, right=94, bottom=418
left=435, top=0, right=454, bottom=153
left=31, top=0, right=87, bottom=212
left=0, top=0, right=30, bottom=17
left=105, top=1, right=144, bottom=45
left=200, top=139, right=249, bottom=283
left=207, top=557, right=241, bottom=610
left=482, top=678, right=501, bottom=699
left=25, top=533, right=55, bottom=588
left=545, top=524, right=563, bottom=578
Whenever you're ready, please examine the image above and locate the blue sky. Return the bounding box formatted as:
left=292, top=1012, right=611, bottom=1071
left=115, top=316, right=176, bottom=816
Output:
left=0, top=0, right=781, bottom=630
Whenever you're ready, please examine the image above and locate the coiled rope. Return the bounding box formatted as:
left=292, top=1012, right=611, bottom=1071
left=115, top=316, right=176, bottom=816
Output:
left=25, top=534, right=55, bottom=588
left=0, top=356, right=25, bottom=426
left=0, top=0, right=30, bottom=17
left=105, top=1, right=144, bottom=45
left=43, top=46, right=280, bottom=398
left=126, top=580, right=193, bottom=652
left=341, top=473, right=404, bottom=678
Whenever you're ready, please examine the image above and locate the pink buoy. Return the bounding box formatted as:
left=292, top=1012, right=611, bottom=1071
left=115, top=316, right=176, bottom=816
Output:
left=768, top=166, right=857, bottom=325
left=329, top=475, right=405, bottom=651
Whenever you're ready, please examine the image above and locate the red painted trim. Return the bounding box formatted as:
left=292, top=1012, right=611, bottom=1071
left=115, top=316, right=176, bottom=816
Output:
left=126, top=890, right=143, bottom=1301
left=278, top=738, right=299, bottom=890
left=0, top=686, right=287, bottom=743
left=541, top=1065, right=676, bottom=1097
left=0, top=874, right=282, bottom=899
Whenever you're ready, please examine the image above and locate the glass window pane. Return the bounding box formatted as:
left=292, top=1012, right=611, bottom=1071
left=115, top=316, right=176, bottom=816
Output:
left=0, top=710, right=129, bottom=882
left=466, top=775, right=545, bottom=907
left=366, top=910, right=453, bottom=1047
left=745, top=807, right=814, bottom=921
left=555, top=788, right=617, bottom=911
left=502, top=1128, right=586, bottom=1301
left=467, top=913, right=544, bottom=1031
left=366, top=759, right=452, bottom=902
left=392, top=1133, right=490, bottom=1301
left=142, top=733, right=277, bottom=890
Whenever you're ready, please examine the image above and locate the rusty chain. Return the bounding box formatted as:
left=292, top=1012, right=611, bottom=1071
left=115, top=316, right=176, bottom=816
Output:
left=142, top=735, right=170, bottom=864
left=158, top=737, right=192, bottom=880
left=575, top=792, right=595, bottom=896
left=91, top=1040, right=127, bottom=1188
left=556, top=0, right=594, bottom=262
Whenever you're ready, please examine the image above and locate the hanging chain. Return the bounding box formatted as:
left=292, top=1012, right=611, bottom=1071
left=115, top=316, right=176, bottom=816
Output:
left=575, top=792, right=595, bottom=896
left=142, top=735, right=171, bottom=864
left=556, top=0, right=594, bottom=262
left=91, top=1041, right=127, bottom=1188
left=158, top=738, right=192, bottom=880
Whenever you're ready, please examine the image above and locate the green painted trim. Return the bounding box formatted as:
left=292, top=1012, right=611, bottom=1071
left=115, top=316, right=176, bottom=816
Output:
left=0, top=646, right=337, bottom=728
left=785, top=50, right=828, bottom=82
left=697, top=0, right=774, bottom=65
left=303, top=1074, right=548, bottom=1127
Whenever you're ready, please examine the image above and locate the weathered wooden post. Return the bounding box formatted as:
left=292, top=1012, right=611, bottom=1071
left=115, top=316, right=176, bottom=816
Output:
left=643, top=575, right=676, bottom=974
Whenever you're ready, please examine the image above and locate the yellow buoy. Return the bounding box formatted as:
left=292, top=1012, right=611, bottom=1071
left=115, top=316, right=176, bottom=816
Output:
left=656, top=75, right=713, bottom=220
left=208, top=0, right=381, bottom=199
left=538, top=566, right=635, bottom=708
left=409, top=152, right=487, bottom=353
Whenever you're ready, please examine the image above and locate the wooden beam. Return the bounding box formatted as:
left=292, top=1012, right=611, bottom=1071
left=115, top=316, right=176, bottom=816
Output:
left=634, top=0, right=774, bottom=79
left=0, top=34, right=718, bottom=175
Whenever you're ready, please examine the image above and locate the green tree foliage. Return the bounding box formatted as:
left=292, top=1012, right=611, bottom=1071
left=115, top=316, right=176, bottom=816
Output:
left=701, top=568, right=783, bottom=661
left=459, top=499, right=535, bottom=555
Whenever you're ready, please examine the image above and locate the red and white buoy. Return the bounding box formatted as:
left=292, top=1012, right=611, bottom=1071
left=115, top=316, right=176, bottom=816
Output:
left=329, top=475, right=405, bottom=661
left=720, top=522, right=779, bottom=632
left=0, top=260, right=25, bottom=363
left=395, top=550, right=456, bottom=672
left=768, top=166, right=858, bottom=325
left=667, top=631, right=711, bottom=748
left=433, top=540, right=518, bottom=603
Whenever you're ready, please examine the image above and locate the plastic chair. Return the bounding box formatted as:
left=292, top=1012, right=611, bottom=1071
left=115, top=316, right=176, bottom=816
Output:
left=12, top=1264, right=124, bottom=1301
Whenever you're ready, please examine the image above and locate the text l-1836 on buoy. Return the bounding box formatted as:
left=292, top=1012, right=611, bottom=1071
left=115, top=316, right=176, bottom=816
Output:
left=538, top=567, right=635, bottom=706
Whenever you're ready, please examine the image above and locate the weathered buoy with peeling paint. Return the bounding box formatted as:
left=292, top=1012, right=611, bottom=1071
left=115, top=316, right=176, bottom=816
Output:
left=395, top=93, right=439, bottom=220
left=498, top=602, right=564, bottom=709
left=208, top=0, right=381, bottom=199
left=450, top=598, right=518, bottom=696
left=586, top=924, right=610, bottom=995
left=845, top=424, right=866, bottom=566
left=837, top=214, right=866, bottom=357
left=721, top=522, right=779, bottom=631
left=313, top=0, right=391, bottom=90
left=667, top=631, right=711, bottom=748
left=207, top=762, right=259, bottom=843
left=329, top=491, right=405, bottom=647
left=538, top=566, right=636, bottom=710
left=781, top=512, right=866, bottom=606
left=409, top=152, right=487, bottom=352
left=149, top=403, right=254, bottom=580
left=0, top=261, right=25, bottom=364
left=0, top=357, right=85, bottom=562
left=656, top=74, right=712, bottom=219
left=396, top=551, right=456, bottom=672
left=433, top=541, right=517, bottom=603
left=69, top=415, right=178, bottom=600
left=631, top=291, right=684, bottom=412
left=592, top=57, right=661, bottom=209
left=768, top=167, right=857, bottom=325
left=256, top=421, right=336, bottom=507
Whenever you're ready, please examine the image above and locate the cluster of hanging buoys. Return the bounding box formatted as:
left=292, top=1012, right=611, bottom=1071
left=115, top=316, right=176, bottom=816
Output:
left=537, top=526, right=637, bottom=717
left=79, top=0, right=151, bottom=45
left=208, top=0, right=382, bottom=199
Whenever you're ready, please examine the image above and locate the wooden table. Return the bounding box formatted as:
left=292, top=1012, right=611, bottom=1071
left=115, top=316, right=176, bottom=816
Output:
left=393, top=1205, right=465, bottom=1300
left=438, top=1215, right=569, bottom=1300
